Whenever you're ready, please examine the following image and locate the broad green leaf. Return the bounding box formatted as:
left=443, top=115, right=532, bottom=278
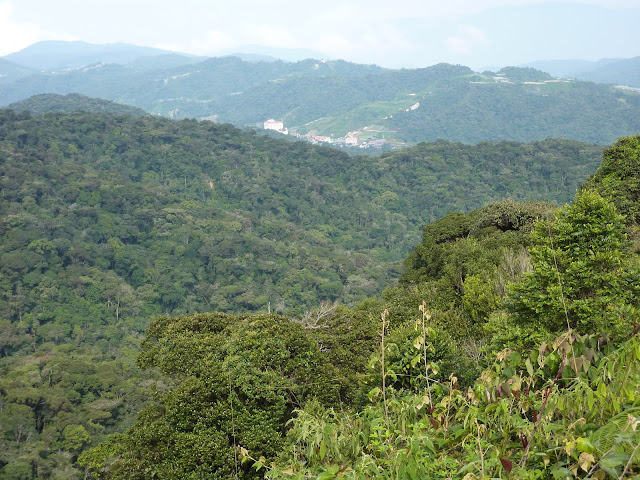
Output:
left=525, top=358, right=534, bottom=377
left=600, top=451, right=630, bottom=477
left=587, top=389, right=594, bottom=410
left=577, top=437, right=594, bottom=454
left=319, top=439, right=327, bottom=460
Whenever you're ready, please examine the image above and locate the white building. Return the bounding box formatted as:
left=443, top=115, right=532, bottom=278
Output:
left=264, top=119, right=284, bottom=131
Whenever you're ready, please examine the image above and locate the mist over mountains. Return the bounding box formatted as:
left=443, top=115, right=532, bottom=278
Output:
left=524, top=56, right=640, bottom=87
left=2, top=41, right=190, bottom=71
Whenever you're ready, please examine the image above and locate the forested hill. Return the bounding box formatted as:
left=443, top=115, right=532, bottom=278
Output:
left=0, top=106, right=624, bottom=478
left=0, top=58, right=34, bottom=85
left=0, top=55, right=388, bottom=116
left=0, top=110, right=603, bottom=321
left=382, top=76, right=640, bottom=145
left=7, top=94, right=148, bottom=116
left=1, top=56, right=638, bottom=145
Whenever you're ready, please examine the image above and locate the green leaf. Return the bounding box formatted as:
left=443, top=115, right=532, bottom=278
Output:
left=317, top=472, right=336, bottom=480
left=576, top=437, right=594, bottom=454
left=317, top=464, right=339, bottom=479
left=600, top=451, right=630, bottom=476
left=525, top=358, right=534, bottom=377
left=423, top=437, right=435, bottom=453
left=597, top=381, right=607, bottom=399
left=411, top=354, right=422, bottom=368
left=319, top=439, right=327, bottom=460
left=611, top=396, right=620, bottom=413
left=458, top=461, right=476, bottom=474
left=551, top=466, right=573, bottom=479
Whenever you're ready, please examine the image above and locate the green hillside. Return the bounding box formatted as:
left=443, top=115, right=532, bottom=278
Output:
left=78, top=136, right=640, bottom=480
left=384, top=73, right=640, bottom=144
left=0, top=58, right=35, bottom=85
left=8, top=94, right=148, bottom=116
left=0, top=56, right=386, bottom=110
left=0, top=59, right=638, bottom=145
left=0, top=108, right=627, bottom=478
left=0, top=110, right=602, bottom=321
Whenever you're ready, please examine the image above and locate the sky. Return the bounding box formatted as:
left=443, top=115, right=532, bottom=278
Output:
left=1, top=0, right=639, bottom=68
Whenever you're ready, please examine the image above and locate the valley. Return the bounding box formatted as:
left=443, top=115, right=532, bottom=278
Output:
left=0, top=35, right=639, bottom=479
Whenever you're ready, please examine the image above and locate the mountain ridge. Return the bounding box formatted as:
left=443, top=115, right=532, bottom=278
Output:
left=7, top=93, right=148, bottom=116
left=1, top=41, right=638, bottom=147
left=2, top=40, right=188, bottom=71
left=523, top=56, right=640, bottom=87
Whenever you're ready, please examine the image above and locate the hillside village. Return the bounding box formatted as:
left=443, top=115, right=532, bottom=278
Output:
left=259, top=71, right=594, bottom=151
left=263, top=117, right=390, bottom=149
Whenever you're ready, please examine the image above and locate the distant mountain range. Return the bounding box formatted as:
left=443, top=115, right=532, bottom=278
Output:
left=219, top=45, right=329, bottom=63
left=2, top=40, right=201, bottom=71
left=1, top=41, right=323, bottom=72
left=524, top=57, right=640, bottom=87
left=1, top=41, right=639, bottom=146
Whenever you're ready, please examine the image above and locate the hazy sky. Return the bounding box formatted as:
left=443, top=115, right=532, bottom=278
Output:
left=1, top=0, right=639, bottom=68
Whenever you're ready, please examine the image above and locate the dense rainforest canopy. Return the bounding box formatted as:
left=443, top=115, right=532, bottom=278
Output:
left=78, top=135, right=640, bottom=480
left=0, top=105, right=638, bottom=479
left=0, top=109, right=602, bottom=324
left=7, top=94, right=148, bottom=117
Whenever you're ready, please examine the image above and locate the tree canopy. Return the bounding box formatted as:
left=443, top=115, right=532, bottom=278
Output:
left=585, top=135, right=640, bottom=225
left=1, top=107, right=638, bottom=479
left=508, top=189, right=640, bottom=336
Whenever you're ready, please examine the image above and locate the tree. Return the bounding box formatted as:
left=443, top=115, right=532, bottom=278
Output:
left=80, top=311, right=371, bottom=479
left=0, top=319, right=24, bottom=356
left=585, top=135, right=640, bottom=225
left=508, top=189, right=640, bottom=336
left=2, top=462, right=33, bottom=480
left=61, top=424, right=91, bottom=451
